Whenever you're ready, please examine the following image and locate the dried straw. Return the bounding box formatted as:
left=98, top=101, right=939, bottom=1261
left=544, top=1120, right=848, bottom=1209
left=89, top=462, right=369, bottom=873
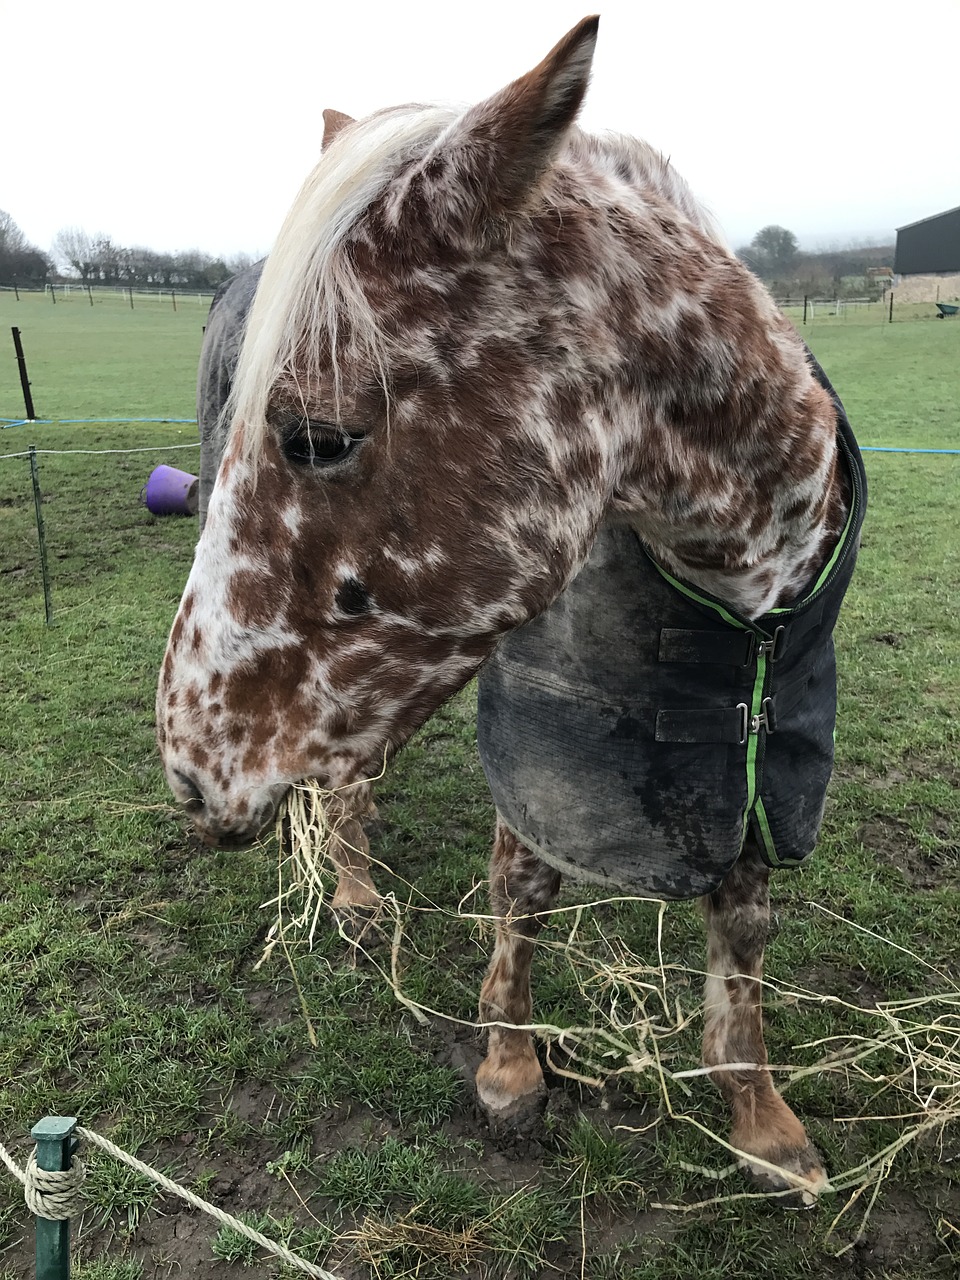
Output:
left=266, top=779, right=960, bottom=1248
left=259, top=779, right=339, bottom=963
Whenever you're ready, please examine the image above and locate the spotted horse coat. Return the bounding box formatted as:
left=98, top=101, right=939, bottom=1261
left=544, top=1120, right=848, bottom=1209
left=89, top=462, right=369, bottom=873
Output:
left=195, top=258, right=381, bottom=923
left=198, top=267, right=865, bottom=901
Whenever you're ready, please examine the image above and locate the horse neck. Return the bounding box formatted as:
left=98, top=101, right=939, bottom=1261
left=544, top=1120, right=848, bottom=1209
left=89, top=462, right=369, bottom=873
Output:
left=604, top=330, right=848, bottom=619
left=572, top=233, right=848, bottom=617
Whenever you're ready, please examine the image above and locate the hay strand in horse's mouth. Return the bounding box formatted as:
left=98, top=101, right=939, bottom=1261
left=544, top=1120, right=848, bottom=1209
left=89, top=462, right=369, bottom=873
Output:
left=258, top=770, right=384, bottom=968
left=257, top=778, right=339, bottom=968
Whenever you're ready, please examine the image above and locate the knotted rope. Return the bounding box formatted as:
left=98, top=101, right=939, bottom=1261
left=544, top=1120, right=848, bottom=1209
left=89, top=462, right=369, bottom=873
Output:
left=0, top=1140, right=86, bottom=1220
left=0, top=1128, right=343, bottom=1280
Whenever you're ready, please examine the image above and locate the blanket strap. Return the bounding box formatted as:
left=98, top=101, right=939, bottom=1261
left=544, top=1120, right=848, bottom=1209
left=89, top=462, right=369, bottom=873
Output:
left=654, top=671, right=813, bottom=745
left=655, top=707, right=750, bottom=744
left=658, top=600, right=827, bottom=671
left=658, top=629, right=756, bottom=665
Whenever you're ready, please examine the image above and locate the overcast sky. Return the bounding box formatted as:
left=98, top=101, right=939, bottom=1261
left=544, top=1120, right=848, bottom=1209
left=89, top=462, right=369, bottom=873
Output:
left=6, top=0, right=958, bottom=261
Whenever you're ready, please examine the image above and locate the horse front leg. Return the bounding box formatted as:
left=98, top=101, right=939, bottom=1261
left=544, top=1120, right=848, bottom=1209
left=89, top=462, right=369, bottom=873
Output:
left=475, top=817, right=561, bottom=1136
left=327, top=783, right=382, bottom=938
left=701, top=834, right=827, bottom=1201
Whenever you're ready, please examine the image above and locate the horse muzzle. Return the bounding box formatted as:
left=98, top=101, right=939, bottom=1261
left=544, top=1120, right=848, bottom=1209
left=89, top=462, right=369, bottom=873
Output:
left=166, top=766, right=289, bottom=849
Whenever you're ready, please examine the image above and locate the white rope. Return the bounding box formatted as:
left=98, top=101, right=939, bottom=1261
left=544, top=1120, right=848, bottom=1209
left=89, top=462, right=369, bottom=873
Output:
left=24, top=1152, right=87, bottom=1220
left=0, top=443, right=201, bottom=461
left=1, top=1128, right=344, bottom=1280
left=77, top=1129, right=342, bottom=1279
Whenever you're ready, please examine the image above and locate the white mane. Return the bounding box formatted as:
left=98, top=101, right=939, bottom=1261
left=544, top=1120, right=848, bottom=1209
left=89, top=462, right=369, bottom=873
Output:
left=231, top=104, right=459, bottom=448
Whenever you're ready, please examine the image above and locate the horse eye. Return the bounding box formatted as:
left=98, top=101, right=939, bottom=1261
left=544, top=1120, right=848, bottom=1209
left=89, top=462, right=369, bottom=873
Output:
left=283, top=420, right=361, bottom=467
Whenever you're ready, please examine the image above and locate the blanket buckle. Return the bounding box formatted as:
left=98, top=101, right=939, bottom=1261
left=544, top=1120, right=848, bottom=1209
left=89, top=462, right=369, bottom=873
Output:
left=757, top=625, right=785, bottom=662
left=750, top=697, right=777, bottom=735
left=736, top=702, right=749, bottom=745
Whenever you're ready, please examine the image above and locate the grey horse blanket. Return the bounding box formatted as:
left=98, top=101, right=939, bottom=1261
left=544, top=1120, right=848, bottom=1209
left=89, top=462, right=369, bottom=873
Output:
left=197, top=267, right=865, bottom=900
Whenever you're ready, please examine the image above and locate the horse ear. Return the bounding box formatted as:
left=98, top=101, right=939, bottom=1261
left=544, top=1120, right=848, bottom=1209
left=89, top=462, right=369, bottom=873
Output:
left=322, top=109, right=355, bottom=150
left=426, top=15, right=599, bottom=223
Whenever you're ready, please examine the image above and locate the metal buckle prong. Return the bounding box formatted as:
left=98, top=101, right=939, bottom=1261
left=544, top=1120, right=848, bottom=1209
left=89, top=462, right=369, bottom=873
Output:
left=736, top=702, right=749, bottom=745
left=757, top=625, right=786, bottom=662
left=749, top=697, right=776, bottom=735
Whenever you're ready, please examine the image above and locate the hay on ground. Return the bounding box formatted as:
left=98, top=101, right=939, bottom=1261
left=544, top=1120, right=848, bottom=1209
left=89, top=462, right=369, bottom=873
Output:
left=267, top=777, right=960, bottom=1248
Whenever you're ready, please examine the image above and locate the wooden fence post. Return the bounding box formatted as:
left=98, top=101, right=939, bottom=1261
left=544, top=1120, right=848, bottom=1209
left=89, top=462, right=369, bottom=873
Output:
left=11, top=327, right=36, bottom=421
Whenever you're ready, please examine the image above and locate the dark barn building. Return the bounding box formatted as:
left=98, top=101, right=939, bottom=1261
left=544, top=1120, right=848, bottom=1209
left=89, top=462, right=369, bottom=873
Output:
left=895, top=206, right=960, bottom=275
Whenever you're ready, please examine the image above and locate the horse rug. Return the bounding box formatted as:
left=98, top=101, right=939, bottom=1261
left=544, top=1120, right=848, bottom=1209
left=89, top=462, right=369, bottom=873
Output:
left=477, top=361, right=866, bottom=899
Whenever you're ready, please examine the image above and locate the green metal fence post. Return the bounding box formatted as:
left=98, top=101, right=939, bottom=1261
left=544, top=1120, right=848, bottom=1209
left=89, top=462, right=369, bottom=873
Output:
left=31, top=1116, right=77, bottom=1280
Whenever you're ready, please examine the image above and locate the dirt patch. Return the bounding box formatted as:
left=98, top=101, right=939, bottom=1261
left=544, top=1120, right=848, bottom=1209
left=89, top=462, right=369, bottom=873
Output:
left=126, top=921, right=184, bottom=965
left=3, top=1005, right=957, bottom=1280
left=845, top=1185, right=956, bottom=1275
left=857, top=815, right=959, bottom=889
left=839, top=756, right=960, bottom=795
left=871, top=631, right=905, bottom=648
left=792, top=962, right=890, bottom=1010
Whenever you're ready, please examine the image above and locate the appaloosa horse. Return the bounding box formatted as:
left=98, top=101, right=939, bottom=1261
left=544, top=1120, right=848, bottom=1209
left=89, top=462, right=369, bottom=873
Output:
left=158, top=17, right=865, bottom=1198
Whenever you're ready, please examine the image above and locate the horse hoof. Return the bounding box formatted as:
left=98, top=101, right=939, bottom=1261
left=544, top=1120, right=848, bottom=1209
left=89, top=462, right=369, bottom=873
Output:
left=332, top=904, right=382, bottom=951
left=741, top=1140, right=830, bottom=1207
left=476, top=1083, right=547, bottom=1143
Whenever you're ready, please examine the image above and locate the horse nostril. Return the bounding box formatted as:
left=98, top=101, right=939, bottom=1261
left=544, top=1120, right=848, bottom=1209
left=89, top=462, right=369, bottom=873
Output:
left=173, top=769, right=205, bottom=813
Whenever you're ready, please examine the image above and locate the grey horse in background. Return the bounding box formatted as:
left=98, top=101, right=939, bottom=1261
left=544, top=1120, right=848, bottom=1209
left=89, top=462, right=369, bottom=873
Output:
left=196, top=262, right=264, bottom=528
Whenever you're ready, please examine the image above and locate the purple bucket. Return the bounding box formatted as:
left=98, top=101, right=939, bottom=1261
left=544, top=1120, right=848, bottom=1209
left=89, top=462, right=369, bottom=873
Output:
left=142, top=464, right=199, bottom=516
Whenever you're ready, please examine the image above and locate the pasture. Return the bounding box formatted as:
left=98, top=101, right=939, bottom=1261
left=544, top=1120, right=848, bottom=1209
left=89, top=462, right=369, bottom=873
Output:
left=1, top=289, right=959, bottom=1278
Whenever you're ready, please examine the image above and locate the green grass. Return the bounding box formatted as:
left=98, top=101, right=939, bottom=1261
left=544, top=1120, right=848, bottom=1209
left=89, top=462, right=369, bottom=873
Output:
left=1, top=289, right=205, bottom=422
left=1, top=294, right=959, bottom=1277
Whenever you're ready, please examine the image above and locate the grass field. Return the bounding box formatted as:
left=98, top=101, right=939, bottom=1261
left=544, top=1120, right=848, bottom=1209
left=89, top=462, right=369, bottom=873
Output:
left=1, top=290, right=206, bottom=423
left=1, top=291, right=959, bottom=1279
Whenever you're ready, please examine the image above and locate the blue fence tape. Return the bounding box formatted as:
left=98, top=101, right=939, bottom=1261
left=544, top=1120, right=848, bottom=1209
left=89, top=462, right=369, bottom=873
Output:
left=0, top=416, right=956, bottom=454
left=860, top=446, right=960, bottom=455
left=2, top=417, right=197, bottom=429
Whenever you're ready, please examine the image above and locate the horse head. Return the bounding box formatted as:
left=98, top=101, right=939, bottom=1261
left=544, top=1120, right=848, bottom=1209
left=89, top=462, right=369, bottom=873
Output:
left=157, top=18, right=617, bottom=842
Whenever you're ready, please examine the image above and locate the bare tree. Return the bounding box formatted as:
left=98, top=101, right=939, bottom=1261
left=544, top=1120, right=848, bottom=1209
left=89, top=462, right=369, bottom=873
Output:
left=49, top=224, right=257, bottom=289
left=225, top=250, right=259, bottom=276
left=90, top=235, right=122, bottom=283
left=0, top=209, right=29, bottom=255
left=52, top=226, right=103, bottom=282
